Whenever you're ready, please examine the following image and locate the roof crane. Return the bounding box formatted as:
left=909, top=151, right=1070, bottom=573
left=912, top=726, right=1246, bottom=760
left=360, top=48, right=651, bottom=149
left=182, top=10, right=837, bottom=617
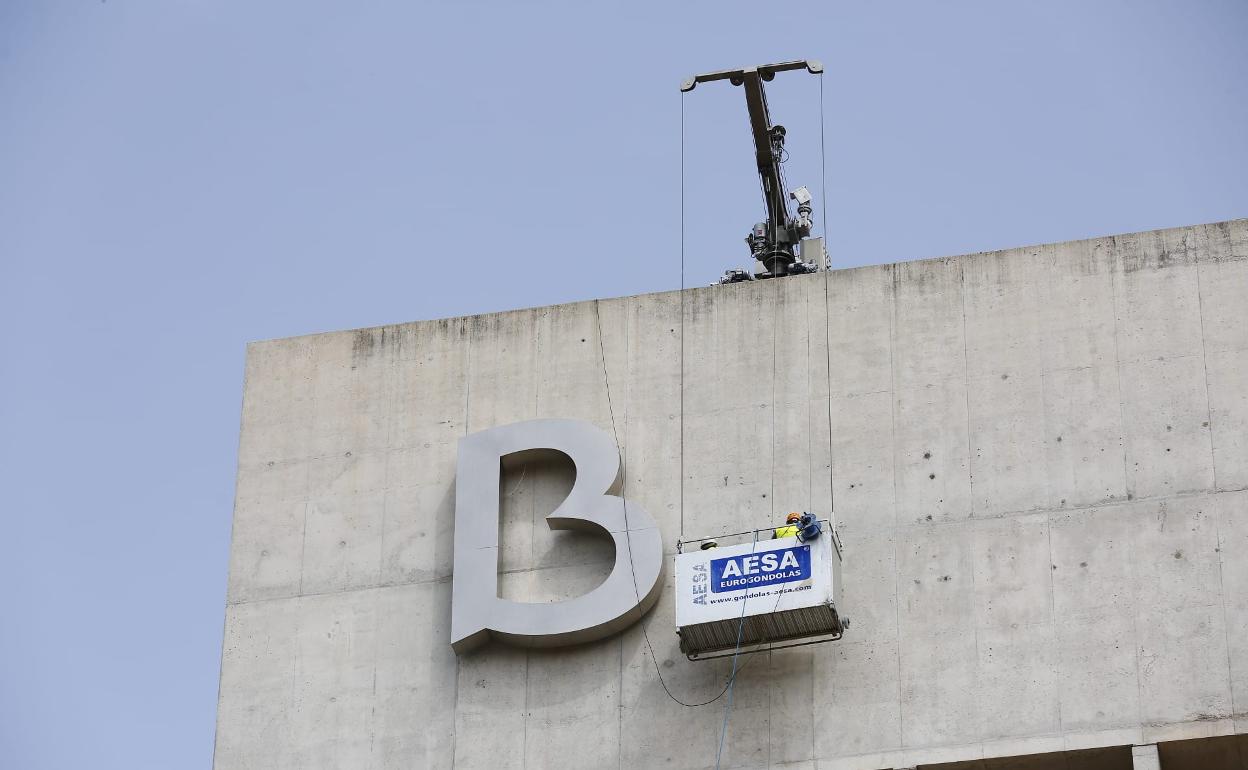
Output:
left=682, top=60, right=825, bottom=284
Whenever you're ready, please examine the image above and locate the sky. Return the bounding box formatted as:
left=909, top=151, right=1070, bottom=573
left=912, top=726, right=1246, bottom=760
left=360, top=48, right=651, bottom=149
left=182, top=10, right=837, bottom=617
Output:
left=1, top=1, right=1246, bottom=767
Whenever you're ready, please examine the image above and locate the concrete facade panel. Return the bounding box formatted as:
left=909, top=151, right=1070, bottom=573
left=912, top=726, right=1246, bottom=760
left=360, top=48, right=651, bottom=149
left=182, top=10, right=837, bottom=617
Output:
left=379, top=470, right=456, bottom=585
left=1135, top=602, right=1232, bottom=725
left=1229, top=219, right=1248, bottom=260
left=771, top=401, right=825, bottom=520
left=1129, top=497, right=1222, bottom=613
left=894, top=379, right=973, bottom=525
left=1216, top=491, right=1248, bottom=723
left=284, top=590, right=384, bottom=769
left=963, top=246, right=1045, bottom=381
left=215, top=598, right=302, bottom=768
left=300, top=488, right=385, bottom=595
left=1119, top=355, right=1215, bottom=499
left=1217, top=491, right=1248, bottom=603
left=767, top=648, right=817, bottom=766
left=1055, top=612, right=1141, bottom=731
left=891, top=258, right=966, bottom=391
left=1036, top=238, right=1118, bottom=373
left=1048, top=504, right=1136, bottom=625
left=814, top=639, right=902, bottom=757
left=974, top=623, right=1061, bottom=741
left=523, top=644, right=621, bottom=769
left=970, top=514, right=1053, bottom=631
left=837, top=529, right=898, bottom=641
left=967, top=373, right=1048, bottom=516
left=825, top=264, right=893, bottom=398
left=227, top=462, right=308, bottom=603
left=454, top=645, right=527, bottom=769
left=371, top=583, right=459, bottom=769
left=1197, top=256, right=1248, bottom=355
left=217, top=219, right=1248, bottom=770
left=680, top=405, right=774, bottom=537
left=829, top=391, right=896, bottom=532
left=217, top=582, right=457, bottom=769
left=1041, top=364, right=1127, bottom=510
left=389, top=321, right=469, bottom=440
left=465, top=310, right=540, bottom=430
left=897, top=525, right=976, bottom=638
left=899, top=629, right=980, bottom=747
left=307, top=334, right=395, bottom=460
left=771, top=267, right=829, bottom=406
left=1112, top=230, right=1204, bottom=365
left=236, top=337, right=316, bottom=467
left=1207, top=348, right=1248, bottom=489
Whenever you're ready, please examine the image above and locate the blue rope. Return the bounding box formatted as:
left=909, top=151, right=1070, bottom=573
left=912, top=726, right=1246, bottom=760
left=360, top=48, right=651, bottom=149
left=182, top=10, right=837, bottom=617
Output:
left=714, top=529, right=759, bottom=769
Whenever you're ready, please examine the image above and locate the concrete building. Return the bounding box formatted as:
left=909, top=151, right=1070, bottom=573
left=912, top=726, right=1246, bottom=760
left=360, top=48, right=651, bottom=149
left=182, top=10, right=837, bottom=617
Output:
left=215, top=219, right=1248, bottom=769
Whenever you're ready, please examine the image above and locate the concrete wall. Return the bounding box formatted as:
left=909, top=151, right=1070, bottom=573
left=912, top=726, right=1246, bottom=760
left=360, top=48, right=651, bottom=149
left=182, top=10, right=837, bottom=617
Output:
left=215, top=219, right=1248, bottom=770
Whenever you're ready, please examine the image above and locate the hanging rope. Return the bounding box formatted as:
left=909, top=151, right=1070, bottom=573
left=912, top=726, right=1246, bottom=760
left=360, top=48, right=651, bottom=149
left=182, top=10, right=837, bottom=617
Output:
left=818, top=70, right=837, bottom=523
left=715, top=529, right=759, bottom=770
left=770, top=285, right=778, bottom=518
left=806, top=263, right=815, bottom=515
left=819, top=71, right=830, bottom=270
left=595, top=299, right=751, bottom=709
left=680, top=90, right=686, bottom=541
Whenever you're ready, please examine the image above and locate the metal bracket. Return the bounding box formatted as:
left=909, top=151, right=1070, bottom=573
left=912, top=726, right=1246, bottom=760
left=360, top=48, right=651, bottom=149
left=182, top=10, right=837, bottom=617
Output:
left=680, top=59, right=824, bottom=92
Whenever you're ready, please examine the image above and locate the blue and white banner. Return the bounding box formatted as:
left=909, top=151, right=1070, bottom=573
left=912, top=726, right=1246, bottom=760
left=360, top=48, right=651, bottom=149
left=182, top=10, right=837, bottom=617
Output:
left=709, top=545, right=811, bottom=593
left=675, top=530, right=837, bottom=627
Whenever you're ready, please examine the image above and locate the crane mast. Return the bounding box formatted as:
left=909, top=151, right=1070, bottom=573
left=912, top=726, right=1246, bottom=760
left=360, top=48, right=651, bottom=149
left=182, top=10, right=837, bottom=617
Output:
left=682, top=60, right=824, bottom=283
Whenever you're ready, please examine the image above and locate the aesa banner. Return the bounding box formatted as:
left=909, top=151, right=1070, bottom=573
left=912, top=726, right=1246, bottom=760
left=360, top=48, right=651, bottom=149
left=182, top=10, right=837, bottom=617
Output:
left=709, top=545, right=811, bottom=593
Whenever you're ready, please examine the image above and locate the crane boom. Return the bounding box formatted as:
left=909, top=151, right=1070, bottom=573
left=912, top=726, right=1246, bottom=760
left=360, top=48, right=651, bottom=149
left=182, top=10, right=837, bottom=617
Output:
left=740, top=69, right=788, bottom=245
left=682, top=60, right=824, bottom=282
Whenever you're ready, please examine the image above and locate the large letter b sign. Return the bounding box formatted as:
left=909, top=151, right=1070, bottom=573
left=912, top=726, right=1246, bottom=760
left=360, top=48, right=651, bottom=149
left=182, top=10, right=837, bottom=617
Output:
left=450, top=419, right=664, bottom=653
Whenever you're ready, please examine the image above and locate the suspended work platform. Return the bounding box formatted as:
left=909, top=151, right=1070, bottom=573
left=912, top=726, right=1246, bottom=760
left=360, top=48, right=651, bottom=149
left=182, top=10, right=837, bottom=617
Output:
left=674, top=520, right=846, bottom=659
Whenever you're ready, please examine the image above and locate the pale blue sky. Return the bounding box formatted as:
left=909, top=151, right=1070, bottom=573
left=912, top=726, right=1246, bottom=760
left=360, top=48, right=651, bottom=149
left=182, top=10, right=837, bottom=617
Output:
left=1, top=2, right=1245, bottom=767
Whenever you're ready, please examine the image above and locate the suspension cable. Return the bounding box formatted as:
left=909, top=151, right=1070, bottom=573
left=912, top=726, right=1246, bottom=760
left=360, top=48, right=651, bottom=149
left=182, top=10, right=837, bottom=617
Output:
left=819, top=70, right=837, bottom=523
left=715, top=529, right=759, bottom=770
left=680, top=90, right=686, bottom=540
left=819, top=71, right=829, bottom=270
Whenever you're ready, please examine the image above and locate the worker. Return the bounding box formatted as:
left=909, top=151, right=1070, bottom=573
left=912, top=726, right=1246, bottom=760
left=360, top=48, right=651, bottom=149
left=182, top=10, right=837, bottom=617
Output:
left=773, top=512, right=802, bottom=539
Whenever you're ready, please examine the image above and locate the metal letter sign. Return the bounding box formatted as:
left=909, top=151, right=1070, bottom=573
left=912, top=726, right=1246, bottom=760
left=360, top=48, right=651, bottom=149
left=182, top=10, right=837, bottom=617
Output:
left=450, top=419, right=664, bottom=653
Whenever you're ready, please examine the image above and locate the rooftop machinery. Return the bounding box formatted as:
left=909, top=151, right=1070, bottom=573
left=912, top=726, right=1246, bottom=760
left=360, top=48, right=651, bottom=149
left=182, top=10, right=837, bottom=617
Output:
left=681, top=60, right=827, bottom=284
